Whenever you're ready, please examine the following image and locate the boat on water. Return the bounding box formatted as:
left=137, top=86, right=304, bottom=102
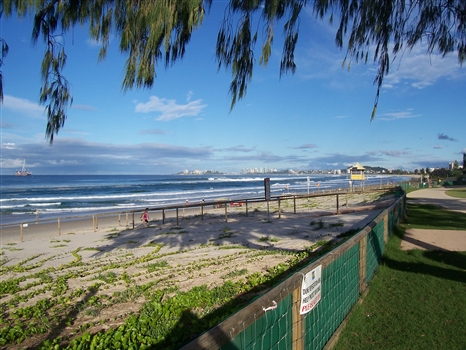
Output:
left=15, top=158, right=32, bottom=176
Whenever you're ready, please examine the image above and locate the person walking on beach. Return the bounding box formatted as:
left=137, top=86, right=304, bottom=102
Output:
left=140, top=208, right=150, bottom=227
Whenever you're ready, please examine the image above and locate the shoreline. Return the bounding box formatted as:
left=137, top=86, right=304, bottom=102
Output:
left=1, top=191, right=396, bottom=245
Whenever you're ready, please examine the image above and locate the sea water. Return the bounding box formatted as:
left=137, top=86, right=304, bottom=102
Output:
left=0, top=174, right=410, bottom=225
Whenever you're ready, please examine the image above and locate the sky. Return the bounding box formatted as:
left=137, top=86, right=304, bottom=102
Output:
left=1, top=3, right=465, bottom=175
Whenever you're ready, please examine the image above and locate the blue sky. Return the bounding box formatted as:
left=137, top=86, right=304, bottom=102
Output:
left=1, top=3, right=465, bottom=175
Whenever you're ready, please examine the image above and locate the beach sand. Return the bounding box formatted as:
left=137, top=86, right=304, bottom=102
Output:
left=0, top=192, right=394, bottom=349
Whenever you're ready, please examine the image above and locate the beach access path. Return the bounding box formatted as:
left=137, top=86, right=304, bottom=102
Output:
left=401, top=187, right=466, bottom=251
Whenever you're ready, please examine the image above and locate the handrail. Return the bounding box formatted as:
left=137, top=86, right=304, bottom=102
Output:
left=1, top=184, right=403, bottom=242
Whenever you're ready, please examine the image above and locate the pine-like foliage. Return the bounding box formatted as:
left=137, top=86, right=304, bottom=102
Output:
left=1, top=0, right=465, bottom=141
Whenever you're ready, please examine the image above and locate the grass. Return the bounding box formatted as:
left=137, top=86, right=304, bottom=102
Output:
left=445, top=187, right=466, bottom=198
left=404, top=202, right=466, bottom=230
left=334, top=202, right=466, bottom=350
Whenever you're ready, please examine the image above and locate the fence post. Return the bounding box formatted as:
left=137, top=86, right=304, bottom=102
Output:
left=359, top=235, right=367, bottom=293
left=126, top=213, right=129, bottom=227
left=293, top=196, right=296, bottom=214
left=132, top=212, right=135, bottom=229
left=58, top=218, right=61, bottom=236
left=245, top=200, right=248, bottom=217
left=384, top=213, right=389, bottom=243
left=162, top=209, right=165, bottom=224
left=336, top=194, right=340, bottom=214
left=292, top=285, right=304, bottom=350
left=118, top=214, right=121, bottom=226
left=20, top=223, right=23, bottom=242
left=176, top=208, right=179, bottom=226
left=278, top=198, right=281, bottom=219
left=201, top=205, right=204, bottom=220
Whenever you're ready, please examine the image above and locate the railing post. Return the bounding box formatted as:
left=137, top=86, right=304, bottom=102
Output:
left=201, top=205, right=204, bottom=220
left=176, top=208, right=179, bottom=226
left=58, top=218, right=61, bottom=236
left=293, top=196, right=296, bottom=214
left=336, top=194, right=340, bottom=214
left=20, top=223, right=23, bottom=242
left=278, top=198, right=281, bottom=219
left=132, top=212, right=135, bottom=229
left=245, top=200, right=248, bottom=217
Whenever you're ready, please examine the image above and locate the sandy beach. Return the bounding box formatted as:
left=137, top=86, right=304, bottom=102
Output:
left=0, top=191, right=396, bottom=349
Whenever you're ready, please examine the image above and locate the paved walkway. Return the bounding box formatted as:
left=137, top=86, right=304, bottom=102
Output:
left=400, top=187, right=466, bottom=251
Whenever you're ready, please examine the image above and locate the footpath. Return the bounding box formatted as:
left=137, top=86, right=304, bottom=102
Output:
left=401, top=187, right=466, bottom=251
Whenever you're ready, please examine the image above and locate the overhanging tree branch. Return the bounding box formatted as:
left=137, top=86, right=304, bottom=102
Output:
left=1, top=0, right=465, bottom=141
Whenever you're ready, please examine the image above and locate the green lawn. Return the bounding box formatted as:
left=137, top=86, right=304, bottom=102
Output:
left=334, top=203, right=466, bottom=350
left=445, top=187, right=466, bottom=199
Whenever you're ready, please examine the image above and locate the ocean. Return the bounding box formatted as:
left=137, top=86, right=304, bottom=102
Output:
left=0, top=174, right=411, bottom=225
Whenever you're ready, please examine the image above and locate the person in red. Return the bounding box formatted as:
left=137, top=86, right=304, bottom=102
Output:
left=140, top=208, right=150, bottom=227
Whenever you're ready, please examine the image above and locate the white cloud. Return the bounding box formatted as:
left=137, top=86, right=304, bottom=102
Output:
left=3, top=95, right=45, bottom=118
left=134, top=95, right=207, bottom=121
left=384, top=45, right=464, bottom=89
left=378, top=109, right=421, bottom=121
left=2, top=142, right=16, bottom=150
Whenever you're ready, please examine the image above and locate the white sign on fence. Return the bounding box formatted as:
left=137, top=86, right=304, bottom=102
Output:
left=299, top=265, right=322, bottom=315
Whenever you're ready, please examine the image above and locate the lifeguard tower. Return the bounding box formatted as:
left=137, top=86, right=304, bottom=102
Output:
left=350, top=162, right=365, bottom=181
left=348, top=163, right=365, bottom=191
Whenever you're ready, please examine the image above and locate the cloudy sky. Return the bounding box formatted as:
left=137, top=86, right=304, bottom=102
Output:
left=1, top=3, right=465, bottom=175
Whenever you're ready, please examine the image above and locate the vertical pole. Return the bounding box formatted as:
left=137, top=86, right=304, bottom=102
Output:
left=126, top=213, right=129, bottom=227
left=58, top=218, right=61, bottom=236
left=359, top=236, right=367, bottom=293
left=118, top=214, right=121, bottom=226
left=20, top=224, right=23, bottom=242
left=93, top=216, right=96, bottom=232
left=292, top=284, right=304, bottom=350
left=245, top=200, right=248, bottom=217
left=346, top=193, right=348, bottom=209
left=201, top=205, right=204, bottom=220
left=278, top=198, right=281, bottom=219
left=336, top=194, right=340, bottom=214
left=132, top=212, right=135, bottom=229
left=293, top=196, right=296, bottom=214
left=162, top=209, right=165, bottom=224
left=176, top=208, right=179, bottom=226
left=224, top=205, right=228, bottom=223
left=384, top=213, right=389, bottom=243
